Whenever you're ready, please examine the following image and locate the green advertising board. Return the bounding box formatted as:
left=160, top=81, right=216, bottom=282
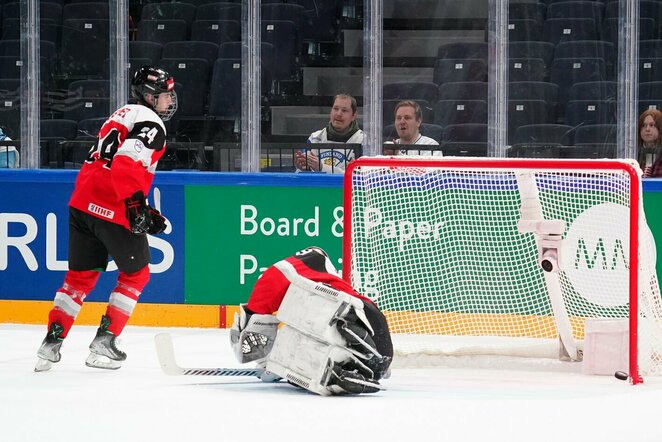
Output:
left=185, top=185, right=344, bottom=304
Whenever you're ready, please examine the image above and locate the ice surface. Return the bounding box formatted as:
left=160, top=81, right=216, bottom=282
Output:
left=2, top=323, right=662, bottom=442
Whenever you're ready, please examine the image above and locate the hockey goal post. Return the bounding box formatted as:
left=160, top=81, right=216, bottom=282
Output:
left=342, top=156, right=662, bottom=384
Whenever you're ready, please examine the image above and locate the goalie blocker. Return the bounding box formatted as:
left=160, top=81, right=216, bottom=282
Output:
left=230, top=247, right=393, bottom=395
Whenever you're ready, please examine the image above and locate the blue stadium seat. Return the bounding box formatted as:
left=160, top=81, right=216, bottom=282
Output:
left=77, top=117, right=106, bottom=139
left=433, top=58, right=487, bottom=85
left=554, top=40, right=615, bottom=79
left=62, top=2, right=108, bottom=20
left=60, top=18, right=109, bottom=77
left=433, top=99, right=488, bottom=128
left=508, top=19, right=542, bottom=41
left=62, top=97, right=110, bottom=123
left=2, top=2, right=61, bottom=23
left=438, top=81, right=487, bottom=101
left=67, top=79, right=110, bottom=98
left=218, top=42, right=274, bottom=91
left=137, top=20, right=187, bottom=45
left=191, top=20, right=240, bottom=46
left=640, top=40, right=662, bottom=60
left=509, top=41, right=554, bottom=67
left=543, top=18, right=598, bottom=45
left=508, top=99, right=552, bottom=143
left=261, top=20, right=299, bottom=80
left=163, top=41, right=219, bottom=67
left=573, top=124, right=617, bottom=145
left=639, top=81, right=662, bottom=102
left=546, top=1, right=604, bottom=25
left=208, top=58, right=242, bottom=118
left=512, top=123, right=574, bottom=146
left=565, top=100, right=616, bottom=126
left=196, top=3, right=242, bottom=22
left=567, top=80, right=617, bottom=101
left=384, top=81, right=438, bottom=104
left=129, top=41, right=162, bottom=66
left=550, top=57, right=606, bottom=108
left=509, top=2, right=545, bottom=24
left=41, top=118, right=78, bottom=140
left=159, top=58, right=210, bottom=117
left=437, top=42, right=488, bottom=62
left=442, top=123, right=487, bottom=143
left=509, top=81, right=559, bottom=121
left=639, top=58, right=662, bottom=84
left=141, top=2, right=196, bottom=31
left=509, top=58, right=548, bottom=82
left=602, top=18, right=655, bottom=48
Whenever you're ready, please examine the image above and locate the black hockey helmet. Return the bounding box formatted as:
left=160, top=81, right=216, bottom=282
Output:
left=131, top=66, right=178, bottom=121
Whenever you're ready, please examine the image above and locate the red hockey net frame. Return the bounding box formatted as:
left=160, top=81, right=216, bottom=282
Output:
left=342, top=156, right=643, bottom=384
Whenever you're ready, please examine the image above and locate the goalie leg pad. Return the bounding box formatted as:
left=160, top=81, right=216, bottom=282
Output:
left=266, top=325, right=380, bottom=396
left=276, top=279, right=367, bottom=345
left=230, top=304, right=280, bottom=364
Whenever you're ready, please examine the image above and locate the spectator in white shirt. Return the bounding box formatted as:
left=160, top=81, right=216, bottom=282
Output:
left=384, top=100, right=441, bottom=156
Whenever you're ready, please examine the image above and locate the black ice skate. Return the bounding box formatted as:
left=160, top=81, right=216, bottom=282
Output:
left=35, top=323, right=64, bottom=372
left=85, top=315, right=126, bottom=370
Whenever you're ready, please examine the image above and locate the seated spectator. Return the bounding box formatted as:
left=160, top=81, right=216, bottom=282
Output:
left=384, top=100, right=441, bottom=156
left=0, top=128, right=18, bottom=168
left=638, top=108, right=662, bottom=177
left=294, top=94, right=364, bottom=173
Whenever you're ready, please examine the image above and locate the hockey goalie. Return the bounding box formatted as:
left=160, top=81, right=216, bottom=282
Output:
left=230, top=247, right=393, bottom=396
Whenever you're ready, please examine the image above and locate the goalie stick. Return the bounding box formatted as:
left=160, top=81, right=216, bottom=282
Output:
left=154, top=333, right=264, bottom=377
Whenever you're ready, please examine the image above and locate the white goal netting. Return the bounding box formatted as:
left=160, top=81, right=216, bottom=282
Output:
left=344, top=157, right=662, bottom=379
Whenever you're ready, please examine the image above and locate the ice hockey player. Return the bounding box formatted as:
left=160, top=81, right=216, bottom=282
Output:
left=230, top=247, right=393, bottom=395
left=35, top=66, right=177, bottom=372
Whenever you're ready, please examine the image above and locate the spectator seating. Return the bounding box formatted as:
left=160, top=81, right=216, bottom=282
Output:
left=62, top=97, right=110, bottom=123
left=442, top=123, right=487, bottom=143
left=137, top=19, right=188, bottom=45
left=163, top=41, right=219, bottom=66
left=77, top=117, right=106, bottom=139
left=196, top=3, right=242, bottom=23
left=208, top=57, right=242, bottom=118
left=129, top=41, right=162, bottom=66
left=2, top=2, right=62, bottom=23
left=433, top=58, right=487, bottom=85
left=574, top=123, right=617, bottom=144
left=60, top=18, right=109, bottom=77
left=438, top=81, right=487, bottom=101
left=509, top=2, right=545, bottom=24
left=191, top=19, right=240, bottom=46
left=262, top=20, right=299, bottom=80
left=640, top=58, right=662, bottom=83
left=68, top=79, right=110, bottom=98
left=509, top=58, right=548, bottom=81
left=437, top=42, right=488, bottom=62
left=62, top=2, right=108, bottom=20
left=513, top=123, right=574, bottom=146
left=543, top=18, right=598, bottom=45
left=159, top=58, right=210, bottom=117
left=384, top=81, right=438, bottom=104
left=509, top=41, right=555, bottom=67
left=433, top=99, right=488, bottom=128
left=550, top=57, right=606, bottom=111
left=546, top=1, right=604, bottom=25
left=565, top=99, right=616, bottom=126
left=567, top=80, right=617, bottom=101
left=508, top=99, right=552, bottom=143
left=509, top=81, right=559, bottom=121
left=508, top=19, right=542, bottom=41
left=640, top=39, right=662, bottom=59
left=601, top=18, right=655, bottom=47
left=554, top=40, right=615, bottom=78
left=141, top=2, right=196, bottom=32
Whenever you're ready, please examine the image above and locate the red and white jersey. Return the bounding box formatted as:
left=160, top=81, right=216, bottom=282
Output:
left=68, top=103, right=167, bottom=229
left=246, top=248, right=374, bottom=315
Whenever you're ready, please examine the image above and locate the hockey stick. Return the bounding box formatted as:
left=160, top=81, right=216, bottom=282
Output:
left=154, top=333, right=264, bottom=377
left=152, top=187, right=172, bottom=234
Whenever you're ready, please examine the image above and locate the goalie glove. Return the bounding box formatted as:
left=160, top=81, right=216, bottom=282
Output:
left=230, top=304, right=280, bottom=364
left=334, top=308, right=392, bottom=380
left=125, top=191, right=167, bottom=235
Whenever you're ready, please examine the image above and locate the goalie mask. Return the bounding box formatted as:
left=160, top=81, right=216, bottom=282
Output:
left=131, top=66, right=178, bottom=121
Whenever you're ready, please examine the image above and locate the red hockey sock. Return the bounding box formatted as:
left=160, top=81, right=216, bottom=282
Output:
left=104, top=266, right=150, bottom=336
left=48, top=270, right=100, bottom=338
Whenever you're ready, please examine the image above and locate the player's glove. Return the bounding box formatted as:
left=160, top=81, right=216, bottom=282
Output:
left=125, top=190, right=167, bottom=235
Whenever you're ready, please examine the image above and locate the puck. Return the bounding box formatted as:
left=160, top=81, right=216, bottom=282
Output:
left=614, top=371, right=628, bottom=381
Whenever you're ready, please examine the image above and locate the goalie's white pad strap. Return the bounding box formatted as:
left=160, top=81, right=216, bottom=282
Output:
left=274, top=260, right=374, bottom=338
left=266, top=325, right=365, bottom=396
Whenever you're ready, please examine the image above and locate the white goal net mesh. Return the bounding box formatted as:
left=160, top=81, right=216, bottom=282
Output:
left=345, top=157, right=662, bottom=376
